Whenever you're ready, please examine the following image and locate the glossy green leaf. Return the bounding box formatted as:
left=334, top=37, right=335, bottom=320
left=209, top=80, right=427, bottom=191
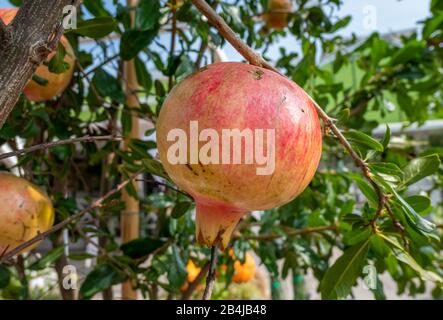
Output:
left=121, top=237, right=167, bottom=259
left=29, top=246, right=65, bottom=271
left=136, top=0, right=161, bottom=31
left=343, top=130, right=384, bottom=152
left=171, top=201, right=192, bottom=219
left=400, top=154, right=440, bottom=188
left=320, top=237, right=371, bottom=299
left=380, top=234, right=443, bottom=283
left=71, top=17, right=117, bottom=39
left=0, top=265, right=10, bottom=289
left=80, top=264, right=127, bottom=299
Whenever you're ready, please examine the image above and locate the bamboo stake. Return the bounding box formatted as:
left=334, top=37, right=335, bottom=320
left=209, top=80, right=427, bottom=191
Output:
left=121, top=0, right=141, bottom=300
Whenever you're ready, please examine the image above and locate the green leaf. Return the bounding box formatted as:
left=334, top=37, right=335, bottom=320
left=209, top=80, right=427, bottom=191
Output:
left=379, top=234, right=443, bottom=284
left=351, top=174, right=377, bottom=206
left=343, top=130, right=384, bottom=152
left=91, top=69, right=126, bottom=103
left=80, top=264, right=127, bottom=299
left=141, top=158, right=169, bottom=180
left=423, top=12, right=443, bottom=38
left=121, top=237, right=167, bottom=259
left=47, top=43, right=70, bottom=74
left=381, top=125, right=391, bottom=149
left=71, top=17, right=117, bottom=39
left=400, top=154, right=441, bottom=188
left=390, top=40, right=425, bottom=65
left=120, top=29, right=157, bottom=61
left=343, top=227, right=372, bottom=246
left=83, top=0, right=111, bottom=17
left=171, top=202, right=192, bottom=219
left=320, top=237, right=371, bottom=299
left=168, top=245, right=187, bottom=289
left=136, top=0, right=161, bottom=31
left=29, top=246, right=65, bottom=271
left=404, top=195, right=431, bottom=213
left=134, top=57, right=152, bottom=93
left=121, top=111, right=132, bottom=136
left=0, top=265, right=11, bottom=289
left=368, top=162, right=403, bottom=179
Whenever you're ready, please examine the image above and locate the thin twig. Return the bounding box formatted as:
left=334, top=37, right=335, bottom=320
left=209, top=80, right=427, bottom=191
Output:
left=202, top=241, right=219, bottom=300
left=191, top=0, right=387, bottom=231
left=82, top=53, right=120, bottom=78
left=168, top=1, right=178, bottom=91
left=0, top=170, right=142, bottom=263
left=136, top=178, right=191, bottom=198
left=0, top=135, right=122, bottom=161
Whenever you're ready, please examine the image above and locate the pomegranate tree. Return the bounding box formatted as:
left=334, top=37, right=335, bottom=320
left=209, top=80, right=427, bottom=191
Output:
left=0, top=173, right=54, bottom=253
left=0, top=8, right=75, bottom=102
left=156, top=62, right=322, bottom=249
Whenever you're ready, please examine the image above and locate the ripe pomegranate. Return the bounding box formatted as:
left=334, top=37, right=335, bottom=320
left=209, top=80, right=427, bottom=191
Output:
left=0, top=173, right=55, bottom=253
left=263, top=0, right=292, bottom=30
left=156, top=62, right=322, bottom=249
left=0, top=8, right=75, bottom=102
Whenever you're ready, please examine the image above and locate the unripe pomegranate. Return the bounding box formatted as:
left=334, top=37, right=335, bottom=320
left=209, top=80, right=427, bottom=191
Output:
left=0, top=8, right=75, bottom=102
left=0, top=173, right=55, bottom=253
left=263, top=0, right=292, bottom=30
left=156, top=62, right=322, bottom=249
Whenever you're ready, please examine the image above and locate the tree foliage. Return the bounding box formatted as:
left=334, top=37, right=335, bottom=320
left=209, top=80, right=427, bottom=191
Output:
left=0, top=0, right=443, bottom=300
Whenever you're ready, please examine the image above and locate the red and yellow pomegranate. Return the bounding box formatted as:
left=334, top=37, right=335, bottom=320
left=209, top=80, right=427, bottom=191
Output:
left=0, top=173, right=55, bottom=253
left=156, top=62, right=322, bottom=249
left=0, top=8, right=75, bottom=102
left=263, top=0, right=292, bottom=30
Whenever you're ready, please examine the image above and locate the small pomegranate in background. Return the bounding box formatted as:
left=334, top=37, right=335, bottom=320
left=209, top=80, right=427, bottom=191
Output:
left=0, top=8, right=75, bottom=102
left=0, top=173, right=54, bottom=253
left=156, top=62, right=322, bottom=249
left=263, top=0, right=292, bottom=30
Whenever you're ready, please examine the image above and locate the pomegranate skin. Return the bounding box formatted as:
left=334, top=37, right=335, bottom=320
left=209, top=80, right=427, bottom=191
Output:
left=156, top=62, right=322, bottom=249
left=0, top=173, right=54, bottom=253
left=0, top=8, right=75, bottom=102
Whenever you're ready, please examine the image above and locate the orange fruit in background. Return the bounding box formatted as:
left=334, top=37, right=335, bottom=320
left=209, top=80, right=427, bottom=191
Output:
left=0, top=8, right=75, bottom=102
left=263, top=0, right=292, bottom=30
left=0, top=173, right=55, bottom=254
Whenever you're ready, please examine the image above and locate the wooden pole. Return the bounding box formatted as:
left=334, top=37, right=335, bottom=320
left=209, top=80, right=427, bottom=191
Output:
left=121, top=0, right=140, bottom=300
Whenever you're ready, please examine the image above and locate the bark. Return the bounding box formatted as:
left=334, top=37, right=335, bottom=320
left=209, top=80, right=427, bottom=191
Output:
left=0, top=0, right=80, bottom=129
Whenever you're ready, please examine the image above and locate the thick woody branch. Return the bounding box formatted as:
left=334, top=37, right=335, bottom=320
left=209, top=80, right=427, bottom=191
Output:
left=191, top=0, right=387, bottom=227
left=0, top=135, right=122, bottom=161
left=0, top=0, right=81, bottom=129
left=0, top=170, right=143, bottom=263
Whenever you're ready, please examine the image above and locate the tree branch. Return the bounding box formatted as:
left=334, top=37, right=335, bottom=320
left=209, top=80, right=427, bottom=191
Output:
left=0, top=135, right=123, bottom=161
left=202, top=242, right=219, bottom=300
left=0, top=0, right=81, bottom=129
left=191, top=0, right=387, bottom=230
left=0, top=170, right=142, bottom=263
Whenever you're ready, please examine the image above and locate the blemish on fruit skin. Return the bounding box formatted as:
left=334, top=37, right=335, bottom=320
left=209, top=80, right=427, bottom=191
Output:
left=250, top=69, right=264, bottom=80
left=185, top=164, right=199, bottom=176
